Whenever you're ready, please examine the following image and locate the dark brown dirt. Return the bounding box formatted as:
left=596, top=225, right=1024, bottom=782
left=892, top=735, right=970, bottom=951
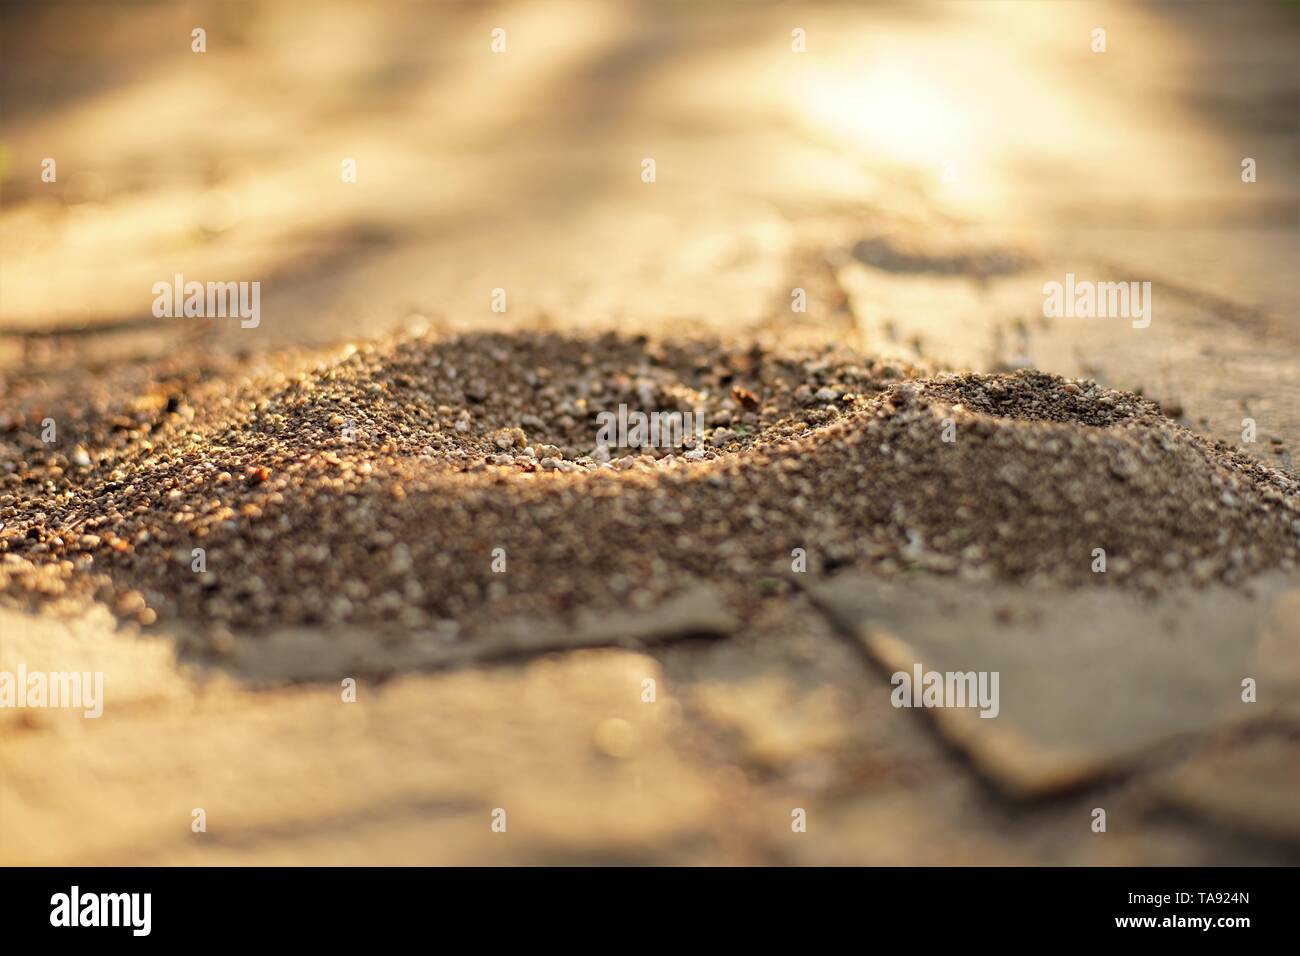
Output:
left=2, top=332, right=1297, bottom=654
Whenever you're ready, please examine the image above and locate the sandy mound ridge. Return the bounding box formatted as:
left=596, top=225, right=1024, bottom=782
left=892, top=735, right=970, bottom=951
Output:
left=2, top=333, right=1297, bottom=648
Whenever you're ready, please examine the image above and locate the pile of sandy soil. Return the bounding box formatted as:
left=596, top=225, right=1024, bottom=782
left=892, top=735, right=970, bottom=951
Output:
left=2, top=332, right=1297, bottom=649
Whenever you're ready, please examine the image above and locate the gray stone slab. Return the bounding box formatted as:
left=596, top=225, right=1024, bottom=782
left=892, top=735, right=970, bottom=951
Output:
left=807, top=573, right=1300, bottom=797
left=203, top=586, right=737, bottom=683
left=1153, top=734, right=1300, bottom=848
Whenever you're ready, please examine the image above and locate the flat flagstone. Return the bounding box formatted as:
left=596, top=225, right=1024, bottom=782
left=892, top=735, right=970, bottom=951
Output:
left=0, top=646, right=723, bottom=865
left=806, top=573, right=1300, bottom=797
left=202, top=585, right=737, bottom=683
left=1151, top=734, right=1300, bottom=848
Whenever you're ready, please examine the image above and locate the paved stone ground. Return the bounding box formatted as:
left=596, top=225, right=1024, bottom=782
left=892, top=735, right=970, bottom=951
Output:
left=1, top=0, right=1298, bottom=864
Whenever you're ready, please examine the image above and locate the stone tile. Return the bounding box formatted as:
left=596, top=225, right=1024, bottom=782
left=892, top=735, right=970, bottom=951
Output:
left=204, top=585, right=737, bottom=683
left=0, top=646, right=724, bottom=865
left=807, top=573, right=1300, bottom=797
left=1153, top=734, right=1300, bottom=849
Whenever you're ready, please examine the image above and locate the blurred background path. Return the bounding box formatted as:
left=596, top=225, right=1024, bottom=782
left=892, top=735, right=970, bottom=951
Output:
left=3, top=0, right=1297, bottom=457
